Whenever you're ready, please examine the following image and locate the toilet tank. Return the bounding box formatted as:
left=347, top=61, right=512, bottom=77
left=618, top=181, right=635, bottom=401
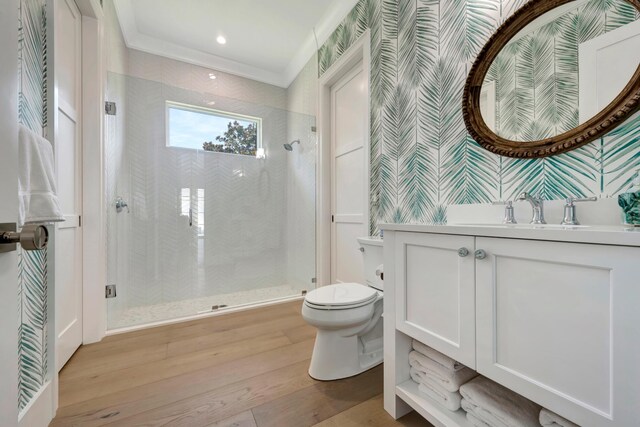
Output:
left=357, top=237, right=384, bottom=291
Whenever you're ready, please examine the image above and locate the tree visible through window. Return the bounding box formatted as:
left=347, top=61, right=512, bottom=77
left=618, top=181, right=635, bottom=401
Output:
left=167, top=102, right=261, bottom=156
left=202, top=120, right=258, bottom=156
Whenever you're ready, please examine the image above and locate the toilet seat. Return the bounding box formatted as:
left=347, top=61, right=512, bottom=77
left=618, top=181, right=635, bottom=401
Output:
left=304, top=283, right=378, bottom=310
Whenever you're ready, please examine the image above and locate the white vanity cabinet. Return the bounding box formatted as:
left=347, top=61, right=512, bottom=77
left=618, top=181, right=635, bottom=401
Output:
left=383, top=225, right=640, bottom=427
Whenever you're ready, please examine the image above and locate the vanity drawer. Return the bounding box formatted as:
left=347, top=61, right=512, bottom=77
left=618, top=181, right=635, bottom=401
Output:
left=394, top=232, right=476, bottom=369
left=475, top=237, right=640, bottom=427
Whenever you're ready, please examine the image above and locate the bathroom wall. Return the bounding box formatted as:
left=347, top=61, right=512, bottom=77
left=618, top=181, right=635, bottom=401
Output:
left=285, top=54, right=318, bottom=290
left=319, top=0, right=640, bottom=228
left=17, top=0, right=48, bottom=412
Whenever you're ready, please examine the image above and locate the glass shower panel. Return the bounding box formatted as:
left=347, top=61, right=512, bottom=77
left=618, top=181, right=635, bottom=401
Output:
left=106, top=72, right=316, bottom=329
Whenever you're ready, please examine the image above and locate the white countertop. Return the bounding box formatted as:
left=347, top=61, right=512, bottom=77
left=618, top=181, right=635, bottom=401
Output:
left=380, top=222, right=640, bottom=247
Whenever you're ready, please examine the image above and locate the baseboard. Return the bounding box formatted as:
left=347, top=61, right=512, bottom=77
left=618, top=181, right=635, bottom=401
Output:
left=18, top=380, right=54, bottom=427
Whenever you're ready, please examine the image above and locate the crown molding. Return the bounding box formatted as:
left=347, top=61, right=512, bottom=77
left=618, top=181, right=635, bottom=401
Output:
left=113, top=0, right=358, bottom=88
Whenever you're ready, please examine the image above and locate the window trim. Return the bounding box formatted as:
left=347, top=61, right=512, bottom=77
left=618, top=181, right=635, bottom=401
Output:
left=165, top=101, right=263, bottom=155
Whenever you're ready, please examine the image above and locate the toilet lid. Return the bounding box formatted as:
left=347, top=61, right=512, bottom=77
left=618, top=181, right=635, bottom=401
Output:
left=305, top=283, right=378, bottom=307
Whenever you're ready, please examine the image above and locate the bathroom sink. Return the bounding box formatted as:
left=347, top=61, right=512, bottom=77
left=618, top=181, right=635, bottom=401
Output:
left=453, top=223, right=591, bottom=229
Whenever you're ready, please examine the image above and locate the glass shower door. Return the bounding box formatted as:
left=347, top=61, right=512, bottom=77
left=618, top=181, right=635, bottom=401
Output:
left=106, top=72, right=317, bottom=330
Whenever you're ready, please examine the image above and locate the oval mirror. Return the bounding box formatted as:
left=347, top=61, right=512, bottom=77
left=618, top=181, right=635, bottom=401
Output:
left=463, top=0, right=640, bottom=158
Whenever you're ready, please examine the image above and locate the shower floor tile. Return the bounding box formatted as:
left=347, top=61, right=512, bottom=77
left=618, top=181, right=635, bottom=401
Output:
left=108, top=284, right=305, bottom=330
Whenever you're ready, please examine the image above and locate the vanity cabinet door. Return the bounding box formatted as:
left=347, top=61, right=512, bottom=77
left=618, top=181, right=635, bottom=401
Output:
left=395, top=232, right=476, bottom=368
left=476, top=237, right=640, bottom=427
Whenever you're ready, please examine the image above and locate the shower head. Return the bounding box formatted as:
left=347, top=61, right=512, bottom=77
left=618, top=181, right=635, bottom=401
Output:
left=284, top=140, right=300, bottom=151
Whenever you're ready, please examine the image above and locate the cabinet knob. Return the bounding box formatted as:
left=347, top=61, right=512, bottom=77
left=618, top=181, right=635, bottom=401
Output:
left=458, top=248, right=469, bottom=257
left=474, top=249, right=487, bottom=260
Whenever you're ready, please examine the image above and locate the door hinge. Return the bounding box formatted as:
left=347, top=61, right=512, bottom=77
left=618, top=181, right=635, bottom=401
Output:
left=311, top=277, right=316, bottom=284
left=78, top=215, right=82, bottom=227
left=105, top=101, right=117, bottom=115
left=331, top=214, right=334, bottom=223
left=105, top=284, right=117, bottom=298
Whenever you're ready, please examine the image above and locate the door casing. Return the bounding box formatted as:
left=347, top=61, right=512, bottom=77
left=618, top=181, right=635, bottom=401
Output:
left=317, top=30, right=371, bottom=287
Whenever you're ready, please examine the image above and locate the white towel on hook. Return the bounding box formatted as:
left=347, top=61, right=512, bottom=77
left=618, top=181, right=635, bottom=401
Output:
left=540, top=408, right=580, bottom=427
left=18, top=124, right=64, bottom=226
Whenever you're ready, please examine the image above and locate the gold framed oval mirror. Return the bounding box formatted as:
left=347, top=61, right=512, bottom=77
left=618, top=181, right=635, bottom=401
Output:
left=463, top=0, right=640, bottom=158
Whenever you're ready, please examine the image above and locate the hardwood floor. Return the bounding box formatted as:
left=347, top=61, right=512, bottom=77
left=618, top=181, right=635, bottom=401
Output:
left=51, top=300, right=431, bottom=427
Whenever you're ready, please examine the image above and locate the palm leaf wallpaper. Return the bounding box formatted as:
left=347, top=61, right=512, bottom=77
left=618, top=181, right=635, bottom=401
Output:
left=18, top=0, right=49, bottom=412
left=319, top=0, right=640, bottom=229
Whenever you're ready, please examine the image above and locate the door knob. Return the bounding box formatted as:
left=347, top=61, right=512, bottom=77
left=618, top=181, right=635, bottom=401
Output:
left=474, top=249, right=487, bottom=260
left=0, top=223, right=49, bottom=252
left=458, top=248, right=469, bottom=257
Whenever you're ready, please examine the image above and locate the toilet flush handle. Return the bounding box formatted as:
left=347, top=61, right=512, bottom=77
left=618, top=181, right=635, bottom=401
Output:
left=375, top=265, right=384, bottom=281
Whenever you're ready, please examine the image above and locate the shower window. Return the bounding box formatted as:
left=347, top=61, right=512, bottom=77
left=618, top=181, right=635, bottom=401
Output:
left=166, top=101, right=262, bottom=156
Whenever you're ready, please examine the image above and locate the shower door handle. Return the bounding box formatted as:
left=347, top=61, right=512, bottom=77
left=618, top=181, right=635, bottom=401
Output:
left=189, top=208, right=193, bottom=227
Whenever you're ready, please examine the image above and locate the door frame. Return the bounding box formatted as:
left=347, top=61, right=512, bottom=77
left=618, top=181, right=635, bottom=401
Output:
left=317, top=30, right=371, bottom=287
left=75, top=0, right=106, bottom=345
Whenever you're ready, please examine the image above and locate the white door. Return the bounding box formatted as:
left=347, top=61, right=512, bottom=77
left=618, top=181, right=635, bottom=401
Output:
left=330, top=63, right=368, bottom=284
left=55, top=0, right=83, bottom=371
left=579, top=19, right=640, bottom=123
left=0, top=1, right=21, bottom=422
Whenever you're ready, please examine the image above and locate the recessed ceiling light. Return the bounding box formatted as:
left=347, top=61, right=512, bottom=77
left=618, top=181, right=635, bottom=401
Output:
left=208, top=73, right=216, bottom=80
left=216, top=36, right=226, bottom=45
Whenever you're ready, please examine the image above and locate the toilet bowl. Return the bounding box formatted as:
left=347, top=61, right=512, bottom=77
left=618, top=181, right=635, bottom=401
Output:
left=302, top=237, right=384, bottom=381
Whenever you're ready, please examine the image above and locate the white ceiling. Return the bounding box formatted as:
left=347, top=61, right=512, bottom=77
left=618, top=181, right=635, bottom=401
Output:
left=113, top=0, right=358, bottom=88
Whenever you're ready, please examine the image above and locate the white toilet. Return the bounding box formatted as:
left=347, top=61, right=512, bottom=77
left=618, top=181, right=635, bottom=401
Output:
left=302, top=236, right=384, bottom=381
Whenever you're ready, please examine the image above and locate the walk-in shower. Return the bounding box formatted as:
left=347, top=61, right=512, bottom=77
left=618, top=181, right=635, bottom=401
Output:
left=105, top=64, right=317, bottom=330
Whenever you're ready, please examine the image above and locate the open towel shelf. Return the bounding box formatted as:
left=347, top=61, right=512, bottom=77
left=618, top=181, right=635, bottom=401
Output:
left=396, top=380, right=472, bottom=427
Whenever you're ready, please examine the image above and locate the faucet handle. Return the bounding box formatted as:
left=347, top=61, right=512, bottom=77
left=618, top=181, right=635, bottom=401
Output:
left=493, top=201, right=517, bottom=224
left=561, top=196, right=597, bottom=225
left=565, top=196, right=597, bottom=206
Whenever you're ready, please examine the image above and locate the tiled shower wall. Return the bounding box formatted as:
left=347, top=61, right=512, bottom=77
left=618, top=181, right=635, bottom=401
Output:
left=17, top=0, right=48, bottom=412
left=319, top=0, right=640, bottom=229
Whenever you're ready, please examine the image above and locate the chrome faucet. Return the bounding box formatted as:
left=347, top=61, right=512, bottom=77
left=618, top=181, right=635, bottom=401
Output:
left=516, top=192, right=546, bottom=224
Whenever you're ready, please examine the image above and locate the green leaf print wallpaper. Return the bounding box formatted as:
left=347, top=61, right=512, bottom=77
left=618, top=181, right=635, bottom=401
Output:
left=18, top=0, right=49, bottom=412
left=318, top=0, right=640, bottom=231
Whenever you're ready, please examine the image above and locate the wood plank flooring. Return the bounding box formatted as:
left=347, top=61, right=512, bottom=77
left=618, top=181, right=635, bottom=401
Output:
left=51, top=300, right=431, bottom=427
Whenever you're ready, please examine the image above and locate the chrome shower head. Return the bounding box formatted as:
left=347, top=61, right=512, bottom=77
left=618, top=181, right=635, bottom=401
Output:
left=284, top=140, right=300, bottom=151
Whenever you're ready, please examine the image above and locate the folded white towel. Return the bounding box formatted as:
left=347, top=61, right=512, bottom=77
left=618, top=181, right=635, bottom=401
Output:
left=413, top=340, right=465, bottom=371
left=540, top=408, right=579, bottom=427
left=410, top=367, right=462, bottom=411
left=462, top=399, right=491, bottom=427
left=409, top=350, right=477, bottom=392
left=459, top=376, right=541, bottom=427
left=18, top=124, right=64, bottom=226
